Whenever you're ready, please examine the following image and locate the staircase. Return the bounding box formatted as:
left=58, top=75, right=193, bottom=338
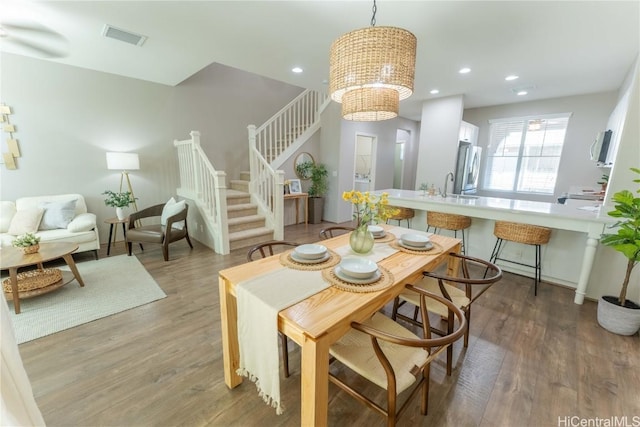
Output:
left=174, top=89, right=330, bottom=255
left=227, top=171, right=272, bottom=250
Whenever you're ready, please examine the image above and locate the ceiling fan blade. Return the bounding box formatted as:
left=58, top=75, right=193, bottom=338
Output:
left=4, top=37, right=67, bottom=58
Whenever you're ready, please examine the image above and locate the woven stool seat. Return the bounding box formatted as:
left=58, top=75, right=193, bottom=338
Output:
left=493, top=221, right=551, bottom=245
left=427, top=212, right=471, bottom=231
left=426, top=212, right=472, bottom=254
left=490, top=221, right=551, bottom=295
left=387, top=206, right=415, bottom=228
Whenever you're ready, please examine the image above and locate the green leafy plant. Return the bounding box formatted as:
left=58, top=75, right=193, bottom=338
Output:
left=12, top=232, right=41, bottom=248
left=102, top=190, right=136, bottom=208
left=600, top=167, right=640, bottom=306
left=307, top=163, right=328, bottom=197
left=295, top=160, right=314, bottom=180
left=597, top=174, right=609, bottom=185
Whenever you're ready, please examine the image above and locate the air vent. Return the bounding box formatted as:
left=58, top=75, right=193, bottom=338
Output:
left=102, top=24, right=147, bottom=46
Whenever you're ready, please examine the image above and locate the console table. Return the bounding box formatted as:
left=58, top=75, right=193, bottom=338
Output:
left=284, top=192, right=308, bottom=225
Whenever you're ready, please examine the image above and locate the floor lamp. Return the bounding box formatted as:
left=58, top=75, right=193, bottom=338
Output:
left=106, top=152, right=140, bottom=214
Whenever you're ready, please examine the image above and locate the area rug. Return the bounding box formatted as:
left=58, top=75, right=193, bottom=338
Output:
left=5, top=255, right=167, bottom=344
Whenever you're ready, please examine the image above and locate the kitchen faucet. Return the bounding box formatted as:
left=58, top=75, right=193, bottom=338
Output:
left=443, top=172, right=454, bottom=198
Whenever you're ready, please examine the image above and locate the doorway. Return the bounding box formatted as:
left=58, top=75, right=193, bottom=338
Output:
left=353, top=133, right=377, bottom=192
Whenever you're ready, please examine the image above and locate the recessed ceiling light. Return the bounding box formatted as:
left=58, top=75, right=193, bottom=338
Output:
left=505, top=75, right=519, bottom=81
left=430, top=89, right=439, bottom=94
left=517, top=90, right=528, bottom=96
left=292, top=67, right=303, bottom=73
left=459, top=67, right=471, bottom=74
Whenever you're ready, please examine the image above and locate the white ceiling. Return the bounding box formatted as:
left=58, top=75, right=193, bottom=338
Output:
left=1, top=1, right=639, bottom=121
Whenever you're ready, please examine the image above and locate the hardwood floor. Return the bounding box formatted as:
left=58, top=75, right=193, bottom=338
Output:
left=15, top=222, right=640, bottom=426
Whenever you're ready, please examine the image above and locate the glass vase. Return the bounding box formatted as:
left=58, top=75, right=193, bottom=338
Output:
left=349, top=226, right=375, bottom=254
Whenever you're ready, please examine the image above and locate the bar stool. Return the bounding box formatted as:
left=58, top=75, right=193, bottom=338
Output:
left=426, top=212, right=472, bottom=254
left=489, top=221, right=551, bottom=296
left=386, top=206, right=415, bottom=228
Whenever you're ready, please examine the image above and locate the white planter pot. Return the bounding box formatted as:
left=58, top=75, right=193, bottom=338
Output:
left=597, top=296, right=640, bottom=336
left=116, top=207, right=126, bottom=220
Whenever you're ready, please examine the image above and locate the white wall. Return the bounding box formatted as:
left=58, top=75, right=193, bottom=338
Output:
left=331, top=113, right=420, bottom=223
left=169, top=62, right=304, bottom=173
left=0, top=53, right=177, bottom=243
left=415, top=95, right=465, bottom=192
left=463, top=91, right=618, bottom=202
left=0, top=54, right=305, bottom=244
left=588, top=57, right=640, bottom=302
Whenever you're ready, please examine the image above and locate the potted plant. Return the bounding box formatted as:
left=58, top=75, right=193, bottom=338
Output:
left=306, top=163, right=328, bottom=224
left=102, top=190, right=136, bottom=220
left=12, top=232, right=41, bottom=254
left=598, top=173, right=609, bottom=193
left=597, top=167, right=640, bottom=336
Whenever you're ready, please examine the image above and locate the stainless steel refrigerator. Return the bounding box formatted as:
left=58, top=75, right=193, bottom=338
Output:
left=453, top=141, right=482, bottom=195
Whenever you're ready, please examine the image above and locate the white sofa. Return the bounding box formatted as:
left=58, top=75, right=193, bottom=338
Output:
left=0, top=194, right=100, bottom=258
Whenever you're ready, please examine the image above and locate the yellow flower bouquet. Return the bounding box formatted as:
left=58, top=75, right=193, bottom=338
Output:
left=342, top=191, right=399, bottom=229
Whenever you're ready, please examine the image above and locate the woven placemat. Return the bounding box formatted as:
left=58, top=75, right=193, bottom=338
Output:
left=322, top=265, right=394, bottom=293
left=389, top=239, right=444, bottom=256
left=279, top=248, right=341, bottom=271
left=373, top=232, right=396, bottom=243
left=3, top=268, right=63, bottom=293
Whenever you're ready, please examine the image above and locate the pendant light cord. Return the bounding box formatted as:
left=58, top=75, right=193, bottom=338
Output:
left=370, top=0, right=377, bottom=27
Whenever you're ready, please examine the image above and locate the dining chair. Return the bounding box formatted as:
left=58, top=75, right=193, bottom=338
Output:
left=391, top=253, right=502, bottom=375
left=329, top=285, right=466, bottom=426
left=318, top=226, right=354, bottom=240
left=246, top=240, right=301, bottom=378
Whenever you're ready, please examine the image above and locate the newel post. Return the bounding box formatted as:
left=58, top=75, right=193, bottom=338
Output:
left=190, top=130, right=202, bottom=198
left=274, top=170, right=285, bottom=240
left=247, top=125, right=257, bottom=194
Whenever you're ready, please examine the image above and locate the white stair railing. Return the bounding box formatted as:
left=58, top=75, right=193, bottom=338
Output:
left=248, top=89, right=329, bottom=239
left=254, top=89, right=330, bottom=168
left=248, top=125, right=284, bottom=240
left=174, top=131, right=230, bottom=255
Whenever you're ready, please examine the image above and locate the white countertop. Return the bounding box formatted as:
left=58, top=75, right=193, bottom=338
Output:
left=378, top=189, right=613, bottom=234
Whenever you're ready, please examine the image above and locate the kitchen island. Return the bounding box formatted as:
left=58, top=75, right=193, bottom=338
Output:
left=379, top=189, right=614, bottom=304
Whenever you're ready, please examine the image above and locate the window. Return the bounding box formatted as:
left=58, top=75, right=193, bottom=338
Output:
left=484, top=113, right=571, bottom=194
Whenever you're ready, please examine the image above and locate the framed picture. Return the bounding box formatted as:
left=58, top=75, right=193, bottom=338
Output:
left=289, top=179, right=302, bottom=194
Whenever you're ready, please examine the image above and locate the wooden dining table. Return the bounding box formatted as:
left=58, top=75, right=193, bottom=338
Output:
left=218, top=226, right=462, bottom=426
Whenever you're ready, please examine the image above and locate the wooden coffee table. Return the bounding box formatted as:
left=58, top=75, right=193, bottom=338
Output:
left=1, top=242, right=85, bottom=314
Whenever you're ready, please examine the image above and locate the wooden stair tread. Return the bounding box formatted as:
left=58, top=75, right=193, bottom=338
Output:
left=227, top=189, right=248, bottom=198
left=227, top=214, right=264, bottom=225
left=228, top=227, right=272, bottom=241
left=227, top=203, right=257, bottom=211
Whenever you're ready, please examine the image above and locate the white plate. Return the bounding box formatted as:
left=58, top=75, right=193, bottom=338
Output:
left=334, top=266, right=382, bottom=285
left=290, top=251, right=330, bottom=264
left=400, top=233, right=430, bottom=247
left=399, top=240, right=433, bottom=251
left=373, top=231, right=387, bottom=239
left=339, top=258, right=378, bottom=279
left=368, top=225, right=384, bottom=235
left=294, top=244, right=328, bottom=260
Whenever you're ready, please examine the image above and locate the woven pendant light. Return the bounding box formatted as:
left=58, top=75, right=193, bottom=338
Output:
left=329, top=3, right=416, bottom=121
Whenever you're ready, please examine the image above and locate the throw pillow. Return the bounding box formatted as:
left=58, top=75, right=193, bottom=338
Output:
left=7, top=208, right=44, bottom=235
left=0, top=201, right=16, bottom=233
left=67, top=213, right=97, bottom=233
left=161, top=198, right=186, bottom=230
left=39, top=199, right=77, bottom=230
